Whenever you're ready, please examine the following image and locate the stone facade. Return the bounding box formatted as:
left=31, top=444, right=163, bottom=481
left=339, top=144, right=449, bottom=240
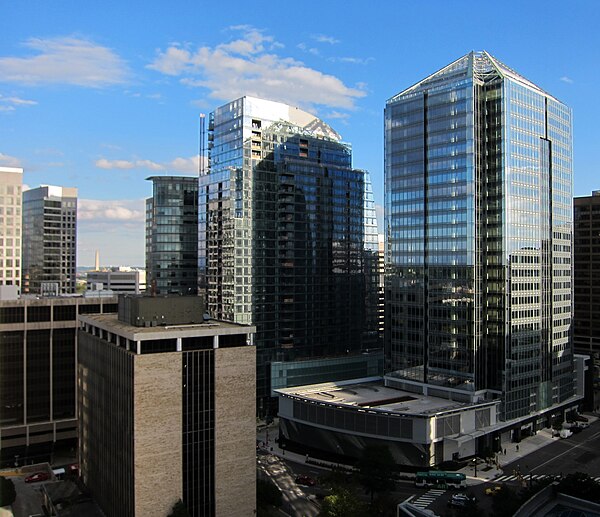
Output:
left=215, top=346, right=256, bottom=517
left=134, top=353, right=182, bottom=517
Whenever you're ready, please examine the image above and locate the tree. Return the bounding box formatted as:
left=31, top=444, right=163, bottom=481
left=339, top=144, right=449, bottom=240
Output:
left=0, top=477, right=16, bottom=507
left=319, top=488, right=368, bottom=517
left=460, top=495, right=481, bottom=517
left=167, top=499, right=190, bottom=517
left=356, top=445, right=395, bottom=504
left=556, top=472, right=600, bottom=503
left=491, top=485, right=521, bottom=517
left=318, top=466, right=352, bottom=491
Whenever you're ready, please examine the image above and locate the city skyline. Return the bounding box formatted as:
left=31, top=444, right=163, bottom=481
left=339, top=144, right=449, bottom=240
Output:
left=1, top=1, right=599, bottom=264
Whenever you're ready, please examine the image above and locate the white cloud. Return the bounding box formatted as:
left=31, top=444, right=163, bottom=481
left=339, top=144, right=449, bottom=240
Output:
left=560, top=76, right=574, bottom=84
left=0, top=94, right=37, bottom=112
left=78, top=198, right=145, bottom=223
left=167, top=156, right=202, bottom=173
left=329, top=56, right=374, bottom=65
left=0, top=36, right=130, bottom=87
left=0, top=153, right=22, bottom=167
left=311, top=34, right=340, bottom=45
left=78, top=198, right=145, bottom=265
left=0, top=95, right=37, bottom=105
left=297, top=43, right=320, bottom=56
left=147, top=27, right=365, bottom=111
left=95, top=155, right=204, bottom=174
left=96, top=158, right=136, bottom=170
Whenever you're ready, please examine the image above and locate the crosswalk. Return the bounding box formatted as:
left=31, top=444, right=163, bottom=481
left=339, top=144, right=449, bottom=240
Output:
left=411, top=489, right=446, bottom=509
left=495, top=474, right=600, bottom=483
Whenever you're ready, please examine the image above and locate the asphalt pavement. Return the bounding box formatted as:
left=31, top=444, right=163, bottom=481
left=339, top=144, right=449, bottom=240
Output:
left=257, top=413, right=600, bottom=516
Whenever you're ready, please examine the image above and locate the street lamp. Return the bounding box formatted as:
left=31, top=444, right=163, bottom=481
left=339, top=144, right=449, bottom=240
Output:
left=473, top=458, right=477, bottom=478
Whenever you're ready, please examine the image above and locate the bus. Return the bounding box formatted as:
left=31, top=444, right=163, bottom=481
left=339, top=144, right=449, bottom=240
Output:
left=414, top=471, right=467, bottom=489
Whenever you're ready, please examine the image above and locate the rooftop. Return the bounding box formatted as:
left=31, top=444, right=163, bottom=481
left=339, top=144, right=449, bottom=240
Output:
left=79, top=312, right=255, bottom=341
left=388, top=50, right=560, bottom=104
left=276, top=378, right=494, bottom=417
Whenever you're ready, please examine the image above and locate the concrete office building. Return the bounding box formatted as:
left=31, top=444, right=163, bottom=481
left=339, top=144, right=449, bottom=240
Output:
left=86, top=267, right=147, bottom=294
left=199, top=96, right=379, bottom=413
left=22, top=185, right=77, bottom=295
left=146, top=176, right=198, bottom=295
left=78, top=296, right=256, bottom=517
left=0, top=166, right=23, bottom=291
left=276, top=52, right=585, bottom=466
left=0, top=295, right=117, bottom=467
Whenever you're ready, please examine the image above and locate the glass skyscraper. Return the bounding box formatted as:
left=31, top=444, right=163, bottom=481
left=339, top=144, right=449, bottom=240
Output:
left=199, top=96, right=377, bottom=413
left=385, top=51, right=574, bottom=421
left=146, top=176, right=199, bottom=295
left=22, top=185, right=77, bottom=295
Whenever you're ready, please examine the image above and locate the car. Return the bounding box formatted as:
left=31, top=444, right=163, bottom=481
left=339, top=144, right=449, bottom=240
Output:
left=452, top=493, right=475, bottom=503
left=447, top=498, right=466, bottom=508
left=24, top=472, right=50, bottom=483
left=295, top=475, right=316, bottom=487
left=485, top=485, right=503, bottom=496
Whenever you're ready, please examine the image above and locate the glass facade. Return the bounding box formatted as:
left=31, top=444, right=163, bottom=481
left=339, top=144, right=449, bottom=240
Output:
left=146, top=176, right=199, bottom=295
left=22, top=186, right=77, bottom=295
left=573, top=192, right=600, bottom=356
left=270, top=351, right=384, bottom=392
left=0, top=297, right=117, bottom=462
left=182, top=350, right=215, bottom=517
left=385, top=52, right=574, bottom=421
left=199, top=96, right=377, bottom=413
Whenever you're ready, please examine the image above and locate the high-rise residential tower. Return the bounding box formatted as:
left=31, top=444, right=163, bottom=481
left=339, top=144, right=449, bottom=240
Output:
left=0, top=167, right=23, bottom=292
left=145, top=176, right=198, bottom=295
left=22, top=185, right=77, bottom=295
left=200, top=96, right=377, bottom=413
left=385, top=51, right=576, bottom=422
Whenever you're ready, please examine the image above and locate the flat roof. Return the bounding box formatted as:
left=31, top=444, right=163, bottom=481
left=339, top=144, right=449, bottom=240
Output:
left=79, top=312, right=255, bottom=341
left=276, top=378, right=496, bottom=417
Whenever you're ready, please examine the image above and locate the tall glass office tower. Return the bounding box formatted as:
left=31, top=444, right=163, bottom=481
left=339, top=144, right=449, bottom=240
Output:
left=385, top=52, right=574, bottom=421
left=199, top=97, right=376, bottom=413
left=146, top=176, right=198, bottom=295
left=22, top=185, right=77, bottom=295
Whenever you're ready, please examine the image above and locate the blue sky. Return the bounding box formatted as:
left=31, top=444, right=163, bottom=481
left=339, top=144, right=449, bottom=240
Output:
left=1, top=1, right=599, bottom=265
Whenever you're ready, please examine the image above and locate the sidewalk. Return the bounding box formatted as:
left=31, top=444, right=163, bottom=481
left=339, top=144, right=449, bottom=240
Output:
left=460, top=412, right=599, bottom=485
left=257, top=413, right=599, bottom=486
left=257, top=421, right=345, bottom=472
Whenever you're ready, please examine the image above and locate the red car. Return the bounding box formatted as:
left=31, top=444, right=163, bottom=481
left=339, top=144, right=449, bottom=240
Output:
left=295, top=475, right=316, bottom=487
left=25, top=472, right=50, bottom=483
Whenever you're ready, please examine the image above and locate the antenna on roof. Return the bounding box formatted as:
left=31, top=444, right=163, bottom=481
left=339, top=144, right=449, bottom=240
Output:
left=199, top=113, right=206, bottom=178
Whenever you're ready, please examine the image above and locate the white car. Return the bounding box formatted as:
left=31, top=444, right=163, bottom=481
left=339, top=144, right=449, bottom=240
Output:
left=452, top=493, right=475, bottom=503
